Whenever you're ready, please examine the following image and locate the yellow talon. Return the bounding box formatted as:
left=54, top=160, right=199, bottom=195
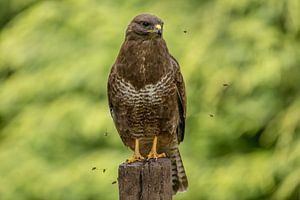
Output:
left=147, top=151, right=166, bottom=160
left=127, top=154, right=144, bottom=163
left=147, top=136, right=166, bottom=160
left=127, top=139, right=145, bottom=163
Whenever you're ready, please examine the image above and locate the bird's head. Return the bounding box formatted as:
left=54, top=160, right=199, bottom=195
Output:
left=126, top=14, right=164, bottom=40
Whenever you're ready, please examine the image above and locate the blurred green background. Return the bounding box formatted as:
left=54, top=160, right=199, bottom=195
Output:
left=0, top=0, right=300, bottom=199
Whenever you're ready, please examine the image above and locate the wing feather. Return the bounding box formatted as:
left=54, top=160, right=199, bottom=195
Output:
left=170, top=55, right=186, bottom=143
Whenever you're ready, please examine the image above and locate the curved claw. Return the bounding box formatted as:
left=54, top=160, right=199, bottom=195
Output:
left=146, top=136, right=166, bottom=160
left=127, top=138, right=144, bottom=163
left=147, top=152, right=166, bottom=160
left=127, top=154, right=145, bottom=163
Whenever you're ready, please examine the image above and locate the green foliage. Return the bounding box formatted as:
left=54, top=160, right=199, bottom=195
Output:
left=0, top=0, right=299, bottom=199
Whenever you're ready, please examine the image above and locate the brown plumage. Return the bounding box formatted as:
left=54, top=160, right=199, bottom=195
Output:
left=107, top=14, right=188, bottom=194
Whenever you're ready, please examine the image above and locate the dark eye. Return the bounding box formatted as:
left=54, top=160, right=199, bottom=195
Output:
left=141, top=22, right=150, bottom=27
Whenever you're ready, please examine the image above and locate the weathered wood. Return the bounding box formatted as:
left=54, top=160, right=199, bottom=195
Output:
left=118, top=158, right=172, bottom=200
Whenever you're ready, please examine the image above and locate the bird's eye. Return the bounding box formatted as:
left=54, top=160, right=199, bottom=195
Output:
left=141, top=22, right=150, bottom=27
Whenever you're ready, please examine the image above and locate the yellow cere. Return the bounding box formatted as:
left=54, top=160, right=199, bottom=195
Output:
left=155, top=24, right=161, bottom=30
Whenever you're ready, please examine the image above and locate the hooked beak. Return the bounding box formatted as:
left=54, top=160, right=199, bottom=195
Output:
left=147, top=24, right=162, bottom=36
left=154, top=24, right=162, bottom=36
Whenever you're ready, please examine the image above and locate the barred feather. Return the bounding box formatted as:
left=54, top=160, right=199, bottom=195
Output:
left=169, top=146, right=188, bottom=195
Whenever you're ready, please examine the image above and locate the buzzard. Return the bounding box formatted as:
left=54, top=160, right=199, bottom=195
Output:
left=107, top=14, right=188, bottom=194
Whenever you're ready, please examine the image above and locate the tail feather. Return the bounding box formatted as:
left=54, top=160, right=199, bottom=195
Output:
left=169, top=146, right=188, bottom=195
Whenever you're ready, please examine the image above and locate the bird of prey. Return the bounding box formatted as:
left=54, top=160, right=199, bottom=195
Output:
left=107, top=14, right=188, bottom=194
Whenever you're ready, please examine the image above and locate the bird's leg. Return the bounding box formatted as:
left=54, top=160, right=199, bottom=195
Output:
left=147, top=136, right=166, bottom=160
left=127, top=138, right=144, bottom=163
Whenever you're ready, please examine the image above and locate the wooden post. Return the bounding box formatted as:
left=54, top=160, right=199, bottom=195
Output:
left=118, top=158, right=172, bottom=200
